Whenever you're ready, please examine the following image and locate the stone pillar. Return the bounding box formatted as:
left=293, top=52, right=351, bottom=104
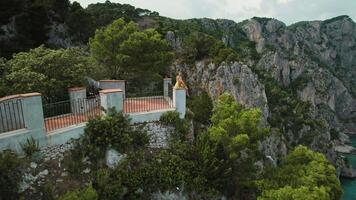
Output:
left=99, top=80, right=126, bottom=98
left=0, top=93, right=46, bottom=152
left=99, top=89, right=124, bottom=114
left=21, top=93, right=45, bottom=132
left=173, top=88, right=186, bottom=119
left=68, top=87, right=87, bottom=114
left=0, top=93, right=44, bottom=133
left=163, top=78, right=172, bottom=97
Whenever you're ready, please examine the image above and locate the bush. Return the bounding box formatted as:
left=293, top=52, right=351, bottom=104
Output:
left=160, top=111, right=180, bottom=125
left=58, top=185, right=98, bottom=200
left=62, top=140, right=86, bottom=178
left=20, top=136, right=40, bottom=158
left=40, top=182, right=55, bottom=200
left=93, top=143, right=212, bottom=199
left=0, top=150, right=23, bottom=200
left=160, top=111, right=190, bottom=141
left=257, top=146, right=342, bottom=200
left=81, top=110, right=149, bottom=164
left=187, top=91, right=213, bottom=125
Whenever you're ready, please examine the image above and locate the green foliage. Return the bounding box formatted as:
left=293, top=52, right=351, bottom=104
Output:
left=62, top=141, right=86, bottom=178
left=160, top=111, right=190, bottom=140
left=86, top=1, right=157, bottom=27
left=0, top=150, right=23, bottom=200
left=180, top=32, right=238, bottom=64
left=66, top=2, right=95, bottom=44
left=0, top=0, right=24, bottom=25
left=160, top=111, right=181, bottom=125
left=0, top=0, right=51, bottom=58
left=94, top=142, right=214, bottom=200
left=0, top=0, right=160, bottom=58
left=196, top=93, right=269, bottom=197
left=58, top=185, right=98, bottom=200
left=257, top=145, right=342, bottom=200
left=330, top=128, right=339, bottom=141
left=258, top=186, right=330, bottom=200
left=0, top=46, right=101, bottom=102
left=89, top=19, right=173, bottom=84
left=40, top=182, right=56, bottom=200
left=252, top=17, right=274, bottom=24
left=20, top=136, right=40, bottom=158
left=187, top=91, right=213, bottom=125
left=81, top=110, right=149, bottom=164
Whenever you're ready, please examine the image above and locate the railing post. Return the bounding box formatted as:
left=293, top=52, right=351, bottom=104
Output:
left=68, top=87, right=87, bottom=114
left=99, top=89, right=124, bottom=115
left=99, top=80, right=126, bottom=99
left=173, top=88, right=186, bottom=119
left=163, top=78, right=172, bottom=97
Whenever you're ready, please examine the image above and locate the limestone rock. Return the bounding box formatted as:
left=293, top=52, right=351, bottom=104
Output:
left=105, top=149, right=126, bottom=169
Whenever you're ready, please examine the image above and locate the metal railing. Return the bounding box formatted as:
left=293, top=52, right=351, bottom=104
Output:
left=124, top=92, right=174, bottom=113
left=0, top=99, right=25, bottom=133
left=43, top=96, right=101, bottom=133
left=168, top=83, right=173, bottom=98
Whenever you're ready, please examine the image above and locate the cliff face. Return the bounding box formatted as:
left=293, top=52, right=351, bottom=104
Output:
left=241, top=16, right=356, bottom=135
left=168, top=16, right=356, bottom=164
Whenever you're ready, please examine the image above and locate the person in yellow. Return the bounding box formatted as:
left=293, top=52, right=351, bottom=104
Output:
left=174, top=72, right=189, bottom=94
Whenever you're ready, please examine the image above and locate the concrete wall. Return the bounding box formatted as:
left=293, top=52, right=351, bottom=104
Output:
left=46, top=124, right=86, bottom=146
left=130, top=108, right=175, bottom=124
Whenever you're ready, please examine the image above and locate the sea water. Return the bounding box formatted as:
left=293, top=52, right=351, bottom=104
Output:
left=341, top=135, right=356, bottom=200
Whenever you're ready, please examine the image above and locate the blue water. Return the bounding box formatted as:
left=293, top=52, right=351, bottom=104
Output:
left=341, top=135, right=356, bottom=200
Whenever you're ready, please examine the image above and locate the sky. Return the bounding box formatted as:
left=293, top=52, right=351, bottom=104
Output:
left=73, top=0, right=356, bottom=25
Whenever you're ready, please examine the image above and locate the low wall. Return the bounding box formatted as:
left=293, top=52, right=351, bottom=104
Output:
left=46, top=124, right=86, bottom=146
left=0, top=108, right=175, bottom=153
left=130, top=108, right=175, bottom=123
left=0, top=128, right=46, bottom=152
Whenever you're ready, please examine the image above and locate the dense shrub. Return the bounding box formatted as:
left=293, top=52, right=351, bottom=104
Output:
left=187, top=91, right=213, bottom=125
left=0, top=46, right=101, bottom=101
left=62, top=140, right=86, bottom=178
left=257, top=146, right=342, bottom=200
left=58, top=185, right=98, bottom=200
left=181, top=32, right=238, bottom=65
left=81, top=110, right=149, bottom=164
left=0, top=150, right=23, bottom=200
left=89, top=18, right=173, bottom=84
left=160, top=111, right=181, bottom=125
left=40, top=182, right=55, bottom=200
left=195, top=93, right=269, bottom=198
left=93, top=142, right=215, bottom=200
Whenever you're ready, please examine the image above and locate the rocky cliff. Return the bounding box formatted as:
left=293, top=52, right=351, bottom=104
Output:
left=167, top=16, right=356, bottom=167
